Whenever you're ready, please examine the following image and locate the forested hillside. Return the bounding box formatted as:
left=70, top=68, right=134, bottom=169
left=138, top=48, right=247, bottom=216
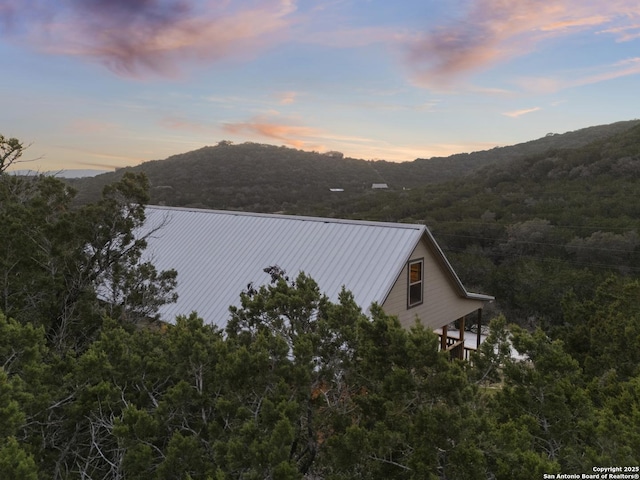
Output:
left=68, top=119, right=639, bottom=211
left=3, top=127, right=640, bottom=478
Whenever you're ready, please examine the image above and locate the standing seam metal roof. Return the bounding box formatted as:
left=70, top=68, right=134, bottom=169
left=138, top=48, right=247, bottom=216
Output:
left=141, top=206, right=426, bottom=328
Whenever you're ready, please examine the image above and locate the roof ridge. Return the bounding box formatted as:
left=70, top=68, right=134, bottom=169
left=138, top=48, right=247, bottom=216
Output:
left=146, top=205, right=425, bottom=231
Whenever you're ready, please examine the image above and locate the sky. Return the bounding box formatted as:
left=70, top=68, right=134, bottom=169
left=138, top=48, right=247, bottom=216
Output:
left=1, top=0, right=640, bottom=172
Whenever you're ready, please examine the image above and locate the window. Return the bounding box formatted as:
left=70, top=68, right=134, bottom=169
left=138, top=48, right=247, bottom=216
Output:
left=407, top=259, right=423, bottom=307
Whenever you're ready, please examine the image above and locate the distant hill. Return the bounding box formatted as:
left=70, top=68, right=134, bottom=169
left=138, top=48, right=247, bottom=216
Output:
left=332, top=121, right=640, bottom=223
left=68, top=119, right=640, bottom=212
left=413, top=119, right=640, bottom=171
left=10, top=168, right=111, bottom=178
left=475, top=120, right=640, bottom=183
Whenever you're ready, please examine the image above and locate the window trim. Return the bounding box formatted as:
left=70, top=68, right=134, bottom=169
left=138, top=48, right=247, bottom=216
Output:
left=407, top=258, right=424, bottom=308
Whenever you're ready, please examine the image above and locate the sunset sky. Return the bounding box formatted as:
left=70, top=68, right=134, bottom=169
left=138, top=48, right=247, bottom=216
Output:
left=2, top=0, right=640, bottom=172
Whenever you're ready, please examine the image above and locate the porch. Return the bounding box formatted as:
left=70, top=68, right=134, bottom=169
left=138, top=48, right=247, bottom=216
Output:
left=435, top=311, right=486, bottom=361
left=435, top=326, right=487, bottom=361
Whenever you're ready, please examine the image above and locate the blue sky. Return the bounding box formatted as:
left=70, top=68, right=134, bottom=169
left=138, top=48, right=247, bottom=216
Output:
left=1, top=0, right=639, bottom=171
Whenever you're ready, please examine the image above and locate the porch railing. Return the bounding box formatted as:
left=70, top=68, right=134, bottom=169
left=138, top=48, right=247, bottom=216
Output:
left=438, top=333, right=476, bottom=362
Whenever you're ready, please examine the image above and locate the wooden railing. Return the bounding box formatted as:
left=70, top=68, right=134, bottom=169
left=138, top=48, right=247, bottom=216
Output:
left=439, top=334, right=476, bottom=362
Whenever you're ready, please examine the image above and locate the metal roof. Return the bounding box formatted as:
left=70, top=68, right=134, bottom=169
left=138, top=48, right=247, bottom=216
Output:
left=141, top=206, right=427, bottom=327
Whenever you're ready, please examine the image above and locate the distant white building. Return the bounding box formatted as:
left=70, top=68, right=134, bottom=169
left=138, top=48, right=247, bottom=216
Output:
left=371, top=183, right=388, bottom=189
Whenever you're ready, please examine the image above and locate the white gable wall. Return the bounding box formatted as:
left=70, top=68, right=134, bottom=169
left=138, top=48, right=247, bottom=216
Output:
left=382, top=238, right=486, bottom=330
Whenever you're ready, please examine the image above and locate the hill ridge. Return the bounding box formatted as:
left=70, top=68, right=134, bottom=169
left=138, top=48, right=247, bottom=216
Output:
left=68, top=119, right=640, bottom=211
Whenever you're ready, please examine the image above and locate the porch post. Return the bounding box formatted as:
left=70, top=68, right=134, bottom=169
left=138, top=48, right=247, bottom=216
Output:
left=476, top=309, right=482, bottom=349
left=441, top=324, right=448, bottom=351
left=459, top=316, right=465, bottom=346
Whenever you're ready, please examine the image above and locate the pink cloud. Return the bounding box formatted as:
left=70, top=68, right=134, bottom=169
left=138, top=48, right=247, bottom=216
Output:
left=55, top=144, right=146, bottom=165
left=276, top=91, right=298, bottom=105
left=502, top=107, right=541, bottom=118
left=540, top=15, right=611, bottom=32
left=598, top=24, right=640, bottom=42
left=2, top=0, right=298, bottom=78
left=160, top=116, right=214, bottom=135
left=223, top=117, right=320, bottom=149
left=574, top=57, right=640, bottom=85
left=405, top=0, right=640, bottom=89
left=67, top=119, right=120, bottom=134
left=303, top=25, right=401, bottom=48
left=516, top=57, right=640, bottom=93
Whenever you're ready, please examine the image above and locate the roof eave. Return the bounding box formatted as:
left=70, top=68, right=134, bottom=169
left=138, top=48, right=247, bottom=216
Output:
left=422, top=228, right=494, bottom=303
left=464, top=292, right=495, bottom=302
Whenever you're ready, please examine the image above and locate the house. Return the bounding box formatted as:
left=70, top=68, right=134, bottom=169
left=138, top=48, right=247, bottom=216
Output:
left=142, top=206, right=494, bottom=358
left=371, top=183, right=388, bottom=189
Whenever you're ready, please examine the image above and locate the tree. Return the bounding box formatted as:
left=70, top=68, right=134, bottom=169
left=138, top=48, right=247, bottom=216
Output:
left=226, top=273, right=487, bottom=479
left=488, top=327, right=594, bottom=474
left=566, top=230, right=639, bottom=273
left=224, top=272, right=357, bottom=478
left=559, top=277, right=640, bottom=381
left=469, top=315, right=513, bottom=386
left=0, top=437, right=39, bottom=480
left=0, top=312, right=46, bottom=479
left=0, top=134, right=26, bottom=173
left=78, top=172, right=177, bottom=327
left=0, top=163, right=176, bottom=351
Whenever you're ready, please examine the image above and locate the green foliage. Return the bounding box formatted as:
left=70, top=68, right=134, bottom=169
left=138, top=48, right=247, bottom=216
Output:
left=0, top=134, right=25, bottom=173
left=469, top=315, right=512, bottom=385
left=485, top=324, right=639, bottom=473
left=497, top=328, right=591, bottom=466
left=0, top=437, right=39, bottom=480
left=0, top=169, right=177, bottom=351
left=0, top=370, right=24, bottom=439
left=156, top=432, right=211, bottom=480
left=335, top=309, right=484, bottom=480
left=560, top=277, right=640, bottom=380
left=3, top=265, right=640, bottom=477
left=0, top=267, right=497, bottom=478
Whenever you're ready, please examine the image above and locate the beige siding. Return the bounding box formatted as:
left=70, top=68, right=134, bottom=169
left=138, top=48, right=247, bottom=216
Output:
left=382, top=238, right=486, bottom=330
